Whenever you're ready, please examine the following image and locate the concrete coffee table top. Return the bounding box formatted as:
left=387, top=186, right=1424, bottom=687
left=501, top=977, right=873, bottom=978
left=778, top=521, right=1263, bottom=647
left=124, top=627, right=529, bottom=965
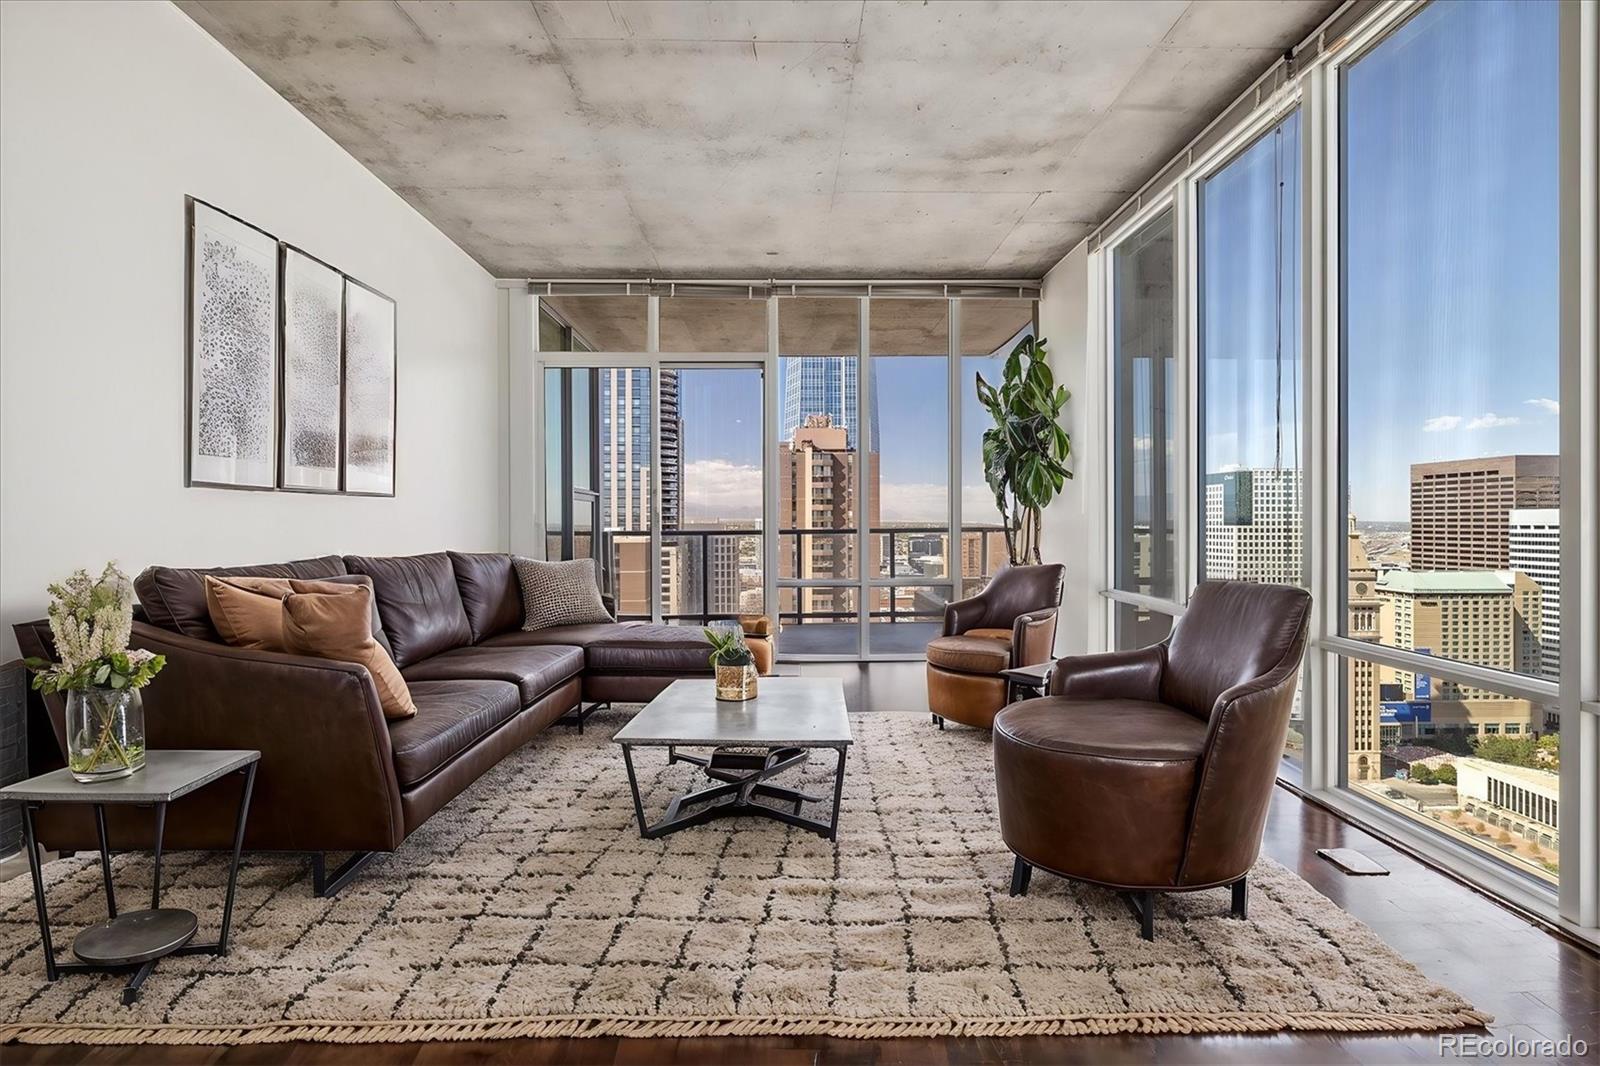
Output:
left=613, top=677, right=851, bottom=748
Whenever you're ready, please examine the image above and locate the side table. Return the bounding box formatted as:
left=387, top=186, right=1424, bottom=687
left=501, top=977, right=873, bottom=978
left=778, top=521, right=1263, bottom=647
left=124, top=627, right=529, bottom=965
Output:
left=1000, top=660, right=1055, bottom=704
left=0, top=749, right=259, bottom=1005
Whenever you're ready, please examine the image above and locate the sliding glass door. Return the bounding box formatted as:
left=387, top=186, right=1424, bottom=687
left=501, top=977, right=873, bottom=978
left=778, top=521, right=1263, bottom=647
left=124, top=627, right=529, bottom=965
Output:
left=662, top=366, right=764, bottom=623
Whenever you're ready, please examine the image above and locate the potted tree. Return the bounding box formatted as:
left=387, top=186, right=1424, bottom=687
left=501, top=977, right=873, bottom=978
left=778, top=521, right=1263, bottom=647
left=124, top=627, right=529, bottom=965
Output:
left=975, top=334, right=1072, bottom=565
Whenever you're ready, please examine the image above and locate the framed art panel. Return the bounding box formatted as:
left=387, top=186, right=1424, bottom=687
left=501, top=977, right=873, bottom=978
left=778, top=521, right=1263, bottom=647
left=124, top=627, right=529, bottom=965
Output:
left=186, top=199, right=279, bottom=489
left=342, top=278, right=397, bottom=496
left=279, top=246, right=344, bottom=491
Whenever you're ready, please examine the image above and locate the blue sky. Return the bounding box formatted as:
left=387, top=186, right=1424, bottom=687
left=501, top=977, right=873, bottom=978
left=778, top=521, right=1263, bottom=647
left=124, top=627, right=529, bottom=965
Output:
left=1341, top=0, right=1559, bottom=521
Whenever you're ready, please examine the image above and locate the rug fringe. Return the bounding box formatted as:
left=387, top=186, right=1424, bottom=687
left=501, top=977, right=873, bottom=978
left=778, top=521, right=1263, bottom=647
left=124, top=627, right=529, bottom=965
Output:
left=0, top=1008, right=1494, bottom=1046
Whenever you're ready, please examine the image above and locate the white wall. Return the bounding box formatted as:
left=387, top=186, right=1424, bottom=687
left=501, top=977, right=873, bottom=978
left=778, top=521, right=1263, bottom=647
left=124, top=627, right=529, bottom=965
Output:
left=0, top=1, right=505, bottom=658
left=1037, top=241, right=1105, bottom=657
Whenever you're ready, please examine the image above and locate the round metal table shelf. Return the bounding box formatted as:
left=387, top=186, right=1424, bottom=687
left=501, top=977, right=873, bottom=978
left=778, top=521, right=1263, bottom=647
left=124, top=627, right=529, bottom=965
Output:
left=72, top=908, right=198, bottom=966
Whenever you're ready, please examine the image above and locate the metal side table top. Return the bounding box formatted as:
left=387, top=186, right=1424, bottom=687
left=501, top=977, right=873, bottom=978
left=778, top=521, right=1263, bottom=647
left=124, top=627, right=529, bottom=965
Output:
left=0, top=749, right=260, bottom=1005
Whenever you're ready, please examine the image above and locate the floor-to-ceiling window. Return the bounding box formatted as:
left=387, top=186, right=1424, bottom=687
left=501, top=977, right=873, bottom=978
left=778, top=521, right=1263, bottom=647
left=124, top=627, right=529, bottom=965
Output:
left=777, top=297, right=863, bottom=656
left=1109, top=207, right=1179, bottom=650
left=1198, top=110, right=1305, bottom=762
left=1337, top=0, right=1560, bottom=884
left=663, top=366, right=764, bottom=623
left=867, top=299, right=950, bottom=654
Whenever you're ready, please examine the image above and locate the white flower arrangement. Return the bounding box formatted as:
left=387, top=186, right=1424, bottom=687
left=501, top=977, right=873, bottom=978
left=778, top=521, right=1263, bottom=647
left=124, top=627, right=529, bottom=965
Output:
left=25, top=563, right=165, bottom=694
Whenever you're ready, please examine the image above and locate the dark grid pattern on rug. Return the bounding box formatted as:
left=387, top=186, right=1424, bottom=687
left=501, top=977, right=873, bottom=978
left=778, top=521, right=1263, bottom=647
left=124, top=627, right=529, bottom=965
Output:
left=0, top=707, right=1483, bottom=1038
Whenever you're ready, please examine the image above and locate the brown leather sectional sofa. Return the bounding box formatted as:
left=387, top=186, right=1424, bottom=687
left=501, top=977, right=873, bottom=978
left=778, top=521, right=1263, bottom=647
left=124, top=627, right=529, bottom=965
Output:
left=13, top=550, right=733, bottom=893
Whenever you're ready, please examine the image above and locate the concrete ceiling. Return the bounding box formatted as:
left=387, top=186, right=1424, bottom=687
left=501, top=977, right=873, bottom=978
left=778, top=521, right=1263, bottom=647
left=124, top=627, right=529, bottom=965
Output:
left=178, top=0, right=1337, bottom=279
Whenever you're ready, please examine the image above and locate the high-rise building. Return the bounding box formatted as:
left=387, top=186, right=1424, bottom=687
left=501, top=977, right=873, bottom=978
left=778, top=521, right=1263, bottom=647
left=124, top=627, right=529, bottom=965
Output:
left=599, top=367, right=680, bottom=530
left=1409, top=455, right=1558, bottom=571
left=780, top=357, right=879, bottom=452
left=1348, top=515, right=1383, bottom=782
left=599, top=367, right=681, bottom=617
left=778, top=415, right=879, bottom=623
left=1375, top=569, right=1543, bottom=703
left=1508, top=508, right=1560, bottom=679
left=1203, top=469, right=1302, bottom=585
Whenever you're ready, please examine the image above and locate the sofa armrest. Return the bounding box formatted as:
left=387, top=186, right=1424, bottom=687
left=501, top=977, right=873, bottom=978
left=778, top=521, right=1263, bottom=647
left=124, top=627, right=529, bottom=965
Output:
left=1046, top=644, right=1166, bottom=701
left=941, top=592, right=989, bottom=636
left=1011, top=608, right=1058, bottom=668
left=124, top=621, right=405, bottom=851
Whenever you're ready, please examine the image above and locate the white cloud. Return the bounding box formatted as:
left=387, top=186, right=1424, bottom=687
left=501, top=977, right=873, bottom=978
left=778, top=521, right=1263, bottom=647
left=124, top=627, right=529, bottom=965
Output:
left=681, top=459, right=761, bottom=520
left=878, top=482, right=948, bottom=523
left=1525, top=397, right=1559, bottom=415
left=1423, top=412, right=1522, bottom=433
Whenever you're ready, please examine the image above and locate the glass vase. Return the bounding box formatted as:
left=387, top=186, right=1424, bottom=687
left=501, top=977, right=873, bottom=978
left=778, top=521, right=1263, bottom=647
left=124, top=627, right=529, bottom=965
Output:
left=65, top=686, right=146, bottom=782
left=715, top=663, right=758, bottom=702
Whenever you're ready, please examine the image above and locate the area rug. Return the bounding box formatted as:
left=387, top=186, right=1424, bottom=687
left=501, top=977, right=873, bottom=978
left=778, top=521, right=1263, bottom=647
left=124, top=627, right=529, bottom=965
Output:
left=0, top=707, right=1487, bottom=1045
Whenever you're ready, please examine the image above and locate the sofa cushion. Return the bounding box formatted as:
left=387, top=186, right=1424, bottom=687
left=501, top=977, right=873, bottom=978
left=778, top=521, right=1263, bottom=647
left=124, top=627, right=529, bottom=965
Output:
left=389, top=680, right=521, bottom=786
left=994, top=698, right=1208, bottom=763
left=926, top=633, right=1011, bottom=675
left=345, top=553, right=472, bottom=668
left=401, top=645, right=583, bottom=706
left=480, top=621, right=645, bottom=648
left=585, top=624, right=713, bottom=676
left=282, top=583, right=417, bottom=720
left=448, top=551, right=523, bottom=643
left=135, top=555, right=348, bottom=641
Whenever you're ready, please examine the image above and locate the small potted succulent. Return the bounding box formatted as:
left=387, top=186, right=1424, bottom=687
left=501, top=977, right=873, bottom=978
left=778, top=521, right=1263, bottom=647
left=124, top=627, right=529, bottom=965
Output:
left=25, top=564, right=164, bottom=781
left=704, top=625, right=758, bottom=702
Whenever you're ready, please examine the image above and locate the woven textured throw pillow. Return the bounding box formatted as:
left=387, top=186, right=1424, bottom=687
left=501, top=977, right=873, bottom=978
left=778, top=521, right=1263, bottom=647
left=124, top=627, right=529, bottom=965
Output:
left=513, top=557, right=613, bottom=631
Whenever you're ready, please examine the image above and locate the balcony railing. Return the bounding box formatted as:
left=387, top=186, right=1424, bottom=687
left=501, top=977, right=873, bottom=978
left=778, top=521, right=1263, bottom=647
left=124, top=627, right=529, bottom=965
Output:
left=593, top=525, right=1007, bottom=628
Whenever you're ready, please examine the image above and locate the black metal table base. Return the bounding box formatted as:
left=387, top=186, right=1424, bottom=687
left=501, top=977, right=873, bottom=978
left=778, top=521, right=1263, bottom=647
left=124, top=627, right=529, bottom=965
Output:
left=621, top=743, right=848, bottom=840
left=19, top=762, right=257, bottom=1006
left=562, top=701, right=607, bottom=734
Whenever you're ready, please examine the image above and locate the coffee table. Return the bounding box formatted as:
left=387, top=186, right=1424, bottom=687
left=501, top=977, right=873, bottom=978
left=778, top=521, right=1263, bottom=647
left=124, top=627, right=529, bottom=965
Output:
left=612, top=677, right=851, bottom=840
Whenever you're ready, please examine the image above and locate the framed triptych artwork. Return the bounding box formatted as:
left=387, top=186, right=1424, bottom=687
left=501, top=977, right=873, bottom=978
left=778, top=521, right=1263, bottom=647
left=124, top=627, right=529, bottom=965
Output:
left=184, top=198, right=396, bottom=496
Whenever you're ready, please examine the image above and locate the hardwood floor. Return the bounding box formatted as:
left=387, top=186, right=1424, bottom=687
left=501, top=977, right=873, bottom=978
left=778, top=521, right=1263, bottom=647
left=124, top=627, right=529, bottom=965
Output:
left=5, top=684, right=1596, bottom=1064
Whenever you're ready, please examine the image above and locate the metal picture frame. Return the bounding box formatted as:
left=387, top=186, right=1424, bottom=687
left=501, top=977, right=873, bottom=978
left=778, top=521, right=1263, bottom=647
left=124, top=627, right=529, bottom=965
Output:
left=278, top=244, right=345, bottom=493
left=340, top=277, right=397, bottom=497
left=185, top=198, right=280, bottom=490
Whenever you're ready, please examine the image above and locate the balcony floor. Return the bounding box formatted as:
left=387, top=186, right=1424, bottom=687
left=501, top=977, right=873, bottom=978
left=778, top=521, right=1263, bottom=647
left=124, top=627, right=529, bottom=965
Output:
left=779, top=620, right=941, bottom=657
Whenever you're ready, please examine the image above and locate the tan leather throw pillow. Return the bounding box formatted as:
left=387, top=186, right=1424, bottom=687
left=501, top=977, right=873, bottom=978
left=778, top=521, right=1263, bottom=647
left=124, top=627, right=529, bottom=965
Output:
left=281, top=582, right=417, bottom=720
left=204, top=574, right=390, bottom=653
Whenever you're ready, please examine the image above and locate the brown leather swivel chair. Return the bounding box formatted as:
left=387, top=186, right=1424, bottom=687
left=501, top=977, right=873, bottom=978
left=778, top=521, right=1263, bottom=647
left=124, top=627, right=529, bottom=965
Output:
left=993, top=580, right=1311, bottom=939
left=926, top=563, right=1064, bottom=729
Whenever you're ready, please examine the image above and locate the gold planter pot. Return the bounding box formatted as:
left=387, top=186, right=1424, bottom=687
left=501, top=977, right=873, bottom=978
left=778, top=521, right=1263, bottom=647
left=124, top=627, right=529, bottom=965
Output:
left=715, top=663, right=759, bottom=701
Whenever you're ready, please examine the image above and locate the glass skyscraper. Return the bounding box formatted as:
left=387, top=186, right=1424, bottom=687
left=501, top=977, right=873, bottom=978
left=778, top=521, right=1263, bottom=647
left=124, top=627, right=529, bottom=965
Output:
left=780, top=357, right=879, bottom=451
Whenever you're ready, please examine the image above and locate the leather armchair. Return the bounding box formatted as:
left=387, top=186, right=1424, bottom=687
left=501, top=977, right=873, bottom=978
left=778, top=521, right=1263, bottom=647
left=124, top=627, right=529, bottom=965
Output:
left=925, top=563, right=1065, bottom=730
left=993, top=580, right=1311, bottom=939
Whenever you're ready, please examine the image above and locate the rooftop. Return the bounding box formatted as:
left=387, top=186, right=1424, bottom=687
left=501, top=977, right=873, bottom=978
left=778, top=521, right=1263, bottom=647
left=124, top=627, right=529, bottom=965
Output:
left=1377, top=571, right=1512, bottom=596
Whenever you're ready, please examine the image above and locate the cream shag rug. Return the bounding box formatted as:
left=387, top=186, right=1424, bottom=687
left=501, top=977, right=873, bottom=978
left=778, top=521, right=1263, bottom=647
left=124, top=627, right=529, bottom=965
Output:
left=0, top=708, right=1486, bottom=1045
